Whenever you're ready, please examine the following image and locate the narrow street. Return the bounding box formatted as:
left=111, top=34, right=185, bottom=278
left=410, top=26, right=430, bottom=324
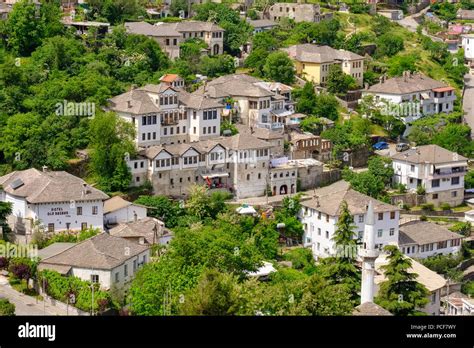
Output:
left=0, top=275, right=68, bottom=315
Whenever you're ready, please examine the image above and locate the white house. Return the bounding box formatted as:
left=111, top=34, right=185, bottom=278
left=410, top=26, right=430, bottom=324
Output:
left=375, top=254, right=447, bottom=315
left=391, top=145, right=468, bottom=207
left=300, top=181, right=400, bottom=259
left=443, top=291, right=474, bottom=315
left=107, top=78, right=224, bottom=148
left=103, top=196, right=147, bottom=226
left=0, top=168, right=109, bottom=242
left=362, top=72, right=456, bottom=123
left=399, top=221, right=464, bottom=259
left=461, top=34, right=474, bottom=62
left=38, top=233, right=150, bottom=291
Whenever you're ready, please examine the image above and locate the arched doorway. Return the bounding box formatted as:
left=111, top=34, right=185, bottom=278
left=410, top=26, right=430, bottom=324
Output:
left=280, top=185, right=288, bottom=195
left=311, top=150, right=320, bottom=160
left=213, top=44, right=220, bottom=55
left=273, top=186, right=276, bottom=196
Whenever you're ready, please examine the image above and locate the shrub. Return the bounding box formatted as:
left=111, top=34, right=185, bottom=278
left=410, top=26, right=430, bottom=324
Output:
left=421, top=253, right=462, bottom=275
left=420, top=215, right=428, bottom=221
left=8, top=257, right=36, bottom=281
left=449, top=221, right=472, bottom=236
left=462, top=281, right=474, bottom=296
left=420, top=203, right=434, bottom=211
left=440, top=203, right=451, bottom=211
left=0, top=257, right=8, bottom=269
left=416, top=185, right=426, bottom=195
left=397, top=184, right=407, bottom=194
left=0, top=298, right=15, bottom=316
left=39, top=269, right=112, bottom=313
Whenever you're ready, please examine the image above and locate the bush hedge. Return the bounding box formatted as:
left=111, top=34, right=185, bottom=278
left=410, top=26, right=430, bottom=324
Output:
left=39, top=269, right=112, bottom=313
left=0, top=298, right=15, bottom=316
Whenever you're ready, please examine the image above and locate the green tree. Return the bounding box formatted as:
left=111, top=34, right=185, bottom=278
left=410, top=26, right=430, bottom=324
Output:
left=134, top=195, right=184, bottom=228
left=376, top=34, right=404, bottom=58
left=432, top=123, right=473, bottom=157
left=179, top=269, right=240, bottom=315
left=367, top=156, right=394, bottom=186
left=186, top=184, right=210, bottom=219
left=89, top=112, right=135, bottom=192
left=0, top=298, right=15, bottom=316
left=262, top=51, right=295, bottom=85
left=375, top=245, right=429, bottom=316
left=198, top=54, right=235, bottom=78
left=326, top=64, right=358, bottom=95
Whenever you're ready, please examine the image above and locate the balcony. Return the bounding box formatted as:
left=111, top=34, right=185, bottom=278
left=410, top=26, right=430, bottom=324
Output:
left=161, top=118, right=178, bottom=126
left=257, top=122, right=284, bottom=130
left=429, top=168, right=467, bottom=179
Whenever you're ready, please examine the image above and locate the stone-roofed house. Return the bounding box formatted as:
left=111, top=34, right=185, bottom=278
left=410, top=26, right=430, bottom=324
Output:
left=103, top=196, right=148, bottom=226
left=266, top=2, right=333, bottom=23
left=246, top=19, right=278, bottom=33
left=375, top=254, right=447, bottom=315
left=194, top=74, right=295, bottom=130
left=288, top=130, right=332, bottom=162
left=107, top=78, right=224, bottom=151
left=362, top=71, right=456, bottom=122
left=109, top=216, right=173, bottom=246
left=398, top=220, right=464, bottom=259
left=353, top=302, right=393, bottom=316
left=283, top=44, right=365, bottom=86
left=125, top=21, right=224, bottom=59
left=391, top=145, right=468, bottom=207
left=0, top=168, right=109, bottom=242
left=126, top=132, right=272, bottom=198
left=38, top=233, right=150, bottom=290
left=457, top=9, right=474, bottom=21
left=300, top=180, right=400, bottom=259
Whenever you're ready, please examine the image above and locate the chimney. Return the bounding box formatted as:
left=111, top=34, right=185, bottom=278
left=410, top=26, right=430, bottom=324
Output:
left=133, top=211, right=138, bottom=222
left=364, top=82, right=369, bottom=90
left=138, top=237, right=145, bottom=245
left=42, top=165, right=49, bottom=172
left=127, top=100, right=132, bottom=108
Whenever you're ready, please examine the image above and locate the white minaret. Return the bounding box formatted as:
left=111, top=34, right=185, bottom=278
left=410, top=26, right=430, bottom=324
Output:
left=360, top=200, right=380, bottom=304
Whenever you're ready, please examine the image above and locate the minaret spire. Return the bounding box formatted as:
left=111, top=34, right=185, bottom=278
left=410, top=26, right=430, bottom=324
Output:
left=360, top=200, right=379, bottom=304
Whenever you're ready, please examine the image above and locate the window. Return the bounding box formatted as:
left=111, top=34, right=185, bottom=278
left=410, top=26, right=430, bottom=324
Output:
left=389, top=228, right=395, bottom=236
left=451, top=239, right=460, bottom=247
left=432, top=179, right=440, bottom=188
left=92, top=206, right=98, bottom=215
left=124, top=264, right=128, bottom=277
left=437, top=240, right=448, bottom=249
left=358, top=215, right=364, bottom=223
left=91, top=274, right=99, bottom=283
left=452, top=177, right=460, bottom=185
left=433, top=193, right=438, bottom=199
left=115, top=272, right=119, bottom=283
left=378, top=213, right=383, bottom=221
left=431, top=293, right=436, bottom=304
left=390, top=211, right=395, bottom=219
left=81, top=222, right=87, bottom=230
left=77, top=207, right=82, bottom=215
left=452, top=191, right=457, bottom=197
left=318, top=228, right=321, bottom=236
left=377, top=229, right=383, bottom=238
left=325, top=231, right=329, bottom=239
left=325, top=215, right=329, bottom=222
left=410, top=165, right=415, bottom=172
left=48, top=223, right=54, bottom=233
left=318, top=212, right=321, bottom=220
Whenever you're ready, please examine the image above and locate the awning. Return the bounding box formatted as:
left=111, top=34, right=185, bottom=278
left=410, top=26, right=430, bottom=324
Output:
left=202, top=173, right=229, bottom=179
left=420, top=92, right=430, bottom=100
left=435, top=163, right=466, bottom=169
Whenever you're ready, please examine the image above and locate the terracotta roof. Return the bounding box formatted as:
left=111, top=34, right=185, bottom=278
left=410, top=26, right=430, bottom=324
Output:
left=39, top=233, right=149, bottom=271
left=301, top=180, right=399, bottom=216
left=353, top=302, right=393, bottom=316
left=391, top=145, right=467, bottom=164
left=0, top=169, right=108, bottom=204
left=160, top=74, right=180, bottom=83
left=283, top=44, right=364, bottom=64
left=109, top=217, right=172, bottom=245
left=366, top=73, right=450, bottom=95
left=399, top=221, right=463, bottom=246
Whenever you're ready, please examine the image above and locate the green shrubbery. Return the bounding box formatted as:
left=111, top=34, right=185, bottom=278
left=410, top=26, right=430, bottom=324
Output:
left=449, top=222, right=472, bottom=236
left=39, top=269, right=112, bottom=313
left=32, top=227, right=100, bottom=249
left=0, top=298, right=15, bottom=316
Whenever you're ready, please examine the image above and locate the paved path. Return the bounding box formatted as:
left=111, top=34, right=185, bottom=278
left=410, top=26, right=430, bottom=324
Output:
left=395, top=7, right=443, bottom=42
left=463, top=74, right=474, bottom=139
left=0, top=275, right=68, bottom=315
